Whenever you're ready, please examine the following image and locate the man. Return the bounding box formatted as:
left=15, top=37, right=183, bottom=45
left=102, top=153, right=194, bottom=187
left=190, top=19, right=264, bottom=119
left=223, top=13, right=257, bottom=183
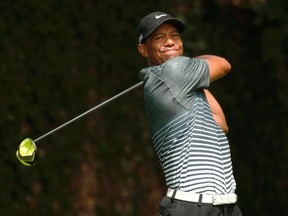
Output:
left=137, top=11, right=242, bottom=216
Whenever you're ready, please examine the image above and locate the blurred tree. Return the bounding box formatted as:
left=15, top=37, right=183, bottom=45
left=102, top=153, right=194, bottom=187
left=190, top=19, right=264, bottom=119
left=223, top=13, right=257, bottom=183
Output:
left=0, top=0, right=287, bottom=215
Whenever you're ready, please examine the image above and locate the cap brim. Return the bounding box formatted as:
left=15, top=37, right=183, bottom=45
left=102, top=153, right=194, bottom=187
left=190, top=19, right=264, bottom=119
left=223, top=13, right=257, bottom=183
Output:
left=143, top=18, right=185, bottom=42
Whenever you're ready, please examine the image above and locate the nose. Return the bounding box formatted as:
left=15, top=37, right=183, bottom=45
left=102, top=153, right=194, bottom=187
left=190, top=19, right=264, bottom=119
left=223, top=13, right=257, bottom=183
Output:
left=165, top=37, right=175, bottom=46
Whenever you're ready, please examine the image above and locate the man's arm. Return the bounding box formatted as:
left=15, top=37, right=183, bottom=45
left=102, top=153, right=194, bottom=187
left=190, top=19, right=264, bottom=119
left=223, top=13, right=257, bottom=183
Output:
left=195, top=55, right=231, bottom=82
left=204, top=89, right=229, bottom=133
left=194, top=55, right=231, bottom=133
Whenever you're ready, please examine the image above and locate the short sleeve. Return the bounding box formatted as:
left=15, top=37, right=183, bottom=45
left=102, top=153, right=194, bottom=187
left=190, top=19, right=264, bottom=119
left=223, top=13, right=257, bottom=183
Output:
left=159, top=56, right=210, bottom=108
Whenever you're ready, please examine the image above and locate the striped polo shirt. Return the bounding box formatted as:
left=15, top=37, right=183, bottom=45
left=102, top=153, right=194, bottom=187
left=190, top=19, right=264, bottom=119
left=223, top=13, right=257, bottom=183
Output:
left=139, top=56, right=236, bottom=194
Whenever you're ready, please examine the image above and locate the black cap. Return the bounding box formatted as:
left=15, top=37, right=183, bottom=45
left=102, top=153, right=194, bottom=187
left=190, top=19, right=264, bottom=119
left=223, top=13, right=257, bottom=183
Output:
left=138, top=11, right=185, bottom=44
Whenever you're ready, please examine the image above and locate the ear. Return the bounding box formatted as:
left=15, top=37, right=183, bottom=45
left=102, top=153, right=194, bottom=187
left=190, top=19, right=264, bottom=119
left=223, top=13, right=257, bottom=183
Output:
left=137, top=43, right=148, bottom=58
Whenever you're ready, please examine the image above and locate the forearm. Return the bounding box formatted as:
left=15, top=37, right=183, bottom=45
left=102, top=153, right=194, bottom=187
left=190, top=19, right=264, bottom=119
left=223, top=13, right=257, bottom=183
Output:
left=204, top=89, right=229, bottom=133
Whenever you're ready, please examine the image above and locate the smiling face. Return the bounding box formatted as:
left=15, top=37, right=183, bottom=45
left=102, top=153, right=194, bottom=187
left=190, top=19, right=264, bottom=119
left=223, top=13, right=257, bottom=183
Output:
left=138, top=23, right=184, bottom=66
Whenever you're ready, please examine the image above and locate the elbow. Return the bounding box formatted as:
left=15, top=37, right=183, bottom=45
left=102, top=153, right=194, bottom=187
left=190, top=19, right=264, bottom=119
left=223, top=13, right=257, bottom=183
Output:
left=217, top=58, right=231, bottom=80
left=222, top=58, right=231, bottom=75
left=207, top=56, right=232, bottom=82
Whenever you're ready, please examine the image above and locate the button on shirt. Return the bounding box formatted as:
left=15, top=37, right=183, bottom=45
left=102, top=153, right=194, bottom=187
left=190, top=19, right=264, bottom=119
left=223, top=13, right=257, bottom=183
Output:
left=139, top=56, right=236, bottom=194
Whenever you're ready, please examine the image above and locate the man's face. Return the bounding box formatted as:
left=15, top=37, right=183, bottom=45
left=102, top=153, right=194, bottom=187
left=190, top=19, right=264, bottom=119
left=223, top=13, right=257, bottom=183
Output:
left=138, top=23, right=184, bottom=66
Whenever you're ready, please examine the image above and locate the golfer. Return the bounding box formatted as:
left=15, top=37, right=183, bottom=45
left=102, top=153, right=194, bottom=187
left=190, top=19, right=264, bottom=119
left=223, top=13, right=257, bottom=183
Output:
left=137, top=11, right=242, bottom=216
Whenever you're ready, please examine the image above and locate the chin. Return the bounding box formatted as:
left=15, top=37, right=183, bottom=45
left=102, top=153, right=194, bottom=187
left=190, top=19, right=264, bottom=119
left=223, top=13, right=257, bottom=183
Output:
left=164, top=51, right=182, bottom=58
left=169, top=55, right=179, bottom=59
left=165, top=54, right=180, bottom=61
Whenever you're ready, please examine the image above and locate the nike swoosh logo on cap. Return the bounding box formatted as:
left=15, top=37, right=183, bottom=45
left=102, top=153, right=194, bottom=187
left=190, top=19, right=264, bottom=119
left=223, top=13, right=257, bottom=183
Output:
left=155, top=14, right=167, bottom=19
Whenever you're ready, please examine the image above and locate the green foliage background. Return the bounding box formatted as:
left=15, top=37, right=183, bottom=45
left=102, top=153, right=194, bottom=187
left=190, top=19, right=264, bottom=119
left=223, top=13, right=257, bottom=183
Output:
left=0, top=0, right=287, bottom=215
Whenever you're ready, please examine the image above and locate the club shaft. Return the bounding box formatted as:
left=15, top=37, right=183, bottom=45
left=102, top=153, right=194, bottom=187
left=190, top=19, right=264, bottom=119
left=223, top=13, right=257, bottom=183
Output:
left=34, top=81, right=143, bottom=143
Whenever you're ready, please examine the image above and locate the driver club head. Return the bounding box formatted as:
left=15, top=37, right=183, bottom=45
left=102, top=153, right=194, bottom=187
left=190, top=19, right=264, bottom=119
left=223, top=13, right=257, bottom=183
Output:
left=16, top=138, right=37, bottom=166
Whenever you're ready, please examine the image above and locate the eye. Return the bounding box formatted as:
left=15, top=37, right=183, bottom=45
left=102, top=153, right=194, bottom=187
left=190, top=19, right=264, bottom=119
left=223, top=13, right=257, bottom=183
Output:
left=154, top=34, right=165, bottom=41
left=171, top=32, right=180, bottom=39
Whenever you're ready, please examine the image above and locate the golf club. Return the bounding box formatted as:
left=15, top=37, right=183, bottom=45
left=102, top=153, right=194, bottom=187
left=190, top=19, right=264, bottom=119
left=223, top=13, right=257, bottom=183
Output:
left=16, top=81, right=143, bottom=166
